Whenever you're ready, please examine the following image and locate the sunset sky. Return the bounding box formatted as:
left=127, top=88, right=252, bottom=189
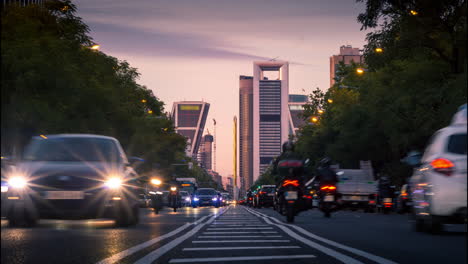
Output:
left=75, top=0, right=369, bottom=178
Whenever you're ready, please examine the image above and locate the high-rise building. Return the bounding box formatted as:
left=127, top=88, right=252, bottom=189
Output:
left=239, top=76, right=254, bottom=196
left=288, top=94, right=308, bottom=135
left=330, top=45, right=363, bottom=86
left=253, top=61, right=289, bottom=181
left=171, top=101, right=210, bottom=160
left=199, top=134, right=213, bottom=169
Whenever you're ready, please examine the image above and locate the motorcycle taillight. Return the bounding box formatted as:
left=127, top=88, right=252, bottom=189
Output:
left=282, top=180, right=300, bottom=187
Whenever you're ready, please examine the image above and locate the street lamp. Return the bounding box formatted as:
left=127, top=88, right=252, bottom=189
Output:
left=141, top=99, right=147, bottom=103
left=375, top=48, right=383, bottom=53
left=318, top=109, right=324, bottom=114
left=410, top=10, right=418, bottom=16
left=90, top=44, right=100, bottom=50
left=327, top=99, right=334, bottom=104
left=150, top=178, right=162, bottom=186
left=356, top=68, right=365, bottom=75
left=148, top=110, right=153, bottom=114
left=310, top=117, right=319, bottom=123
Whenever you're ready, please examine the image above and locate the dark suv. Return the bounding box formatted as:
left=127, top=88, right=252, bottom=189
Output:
left=4, top=134, right=141, bottom=227
left=192, top=188, right=220, bottom=208
left=254, top=185, right=276, bottom=208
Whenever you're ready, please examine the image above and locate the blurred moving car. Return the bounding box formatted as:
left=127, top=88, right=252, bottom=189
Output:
left=191, top=188, right=221, bottom=208
left=407, top=104, right=467, bottom=233
left=180, top=191, right=191, bottom=207
left=220, top=192, right=230, bottom=206
left=4, top=134, right=141, bottom=227
left=254, top=185, right=276, bottom=208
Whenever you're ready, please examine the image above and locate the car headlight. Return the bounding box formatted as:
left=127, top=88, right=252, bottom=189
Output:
left=1, top=185, right=9, bottom=192
left=105, top=177, right=122, bottom=189
left=185, top=197, right=191, bottom=202
left=193, top=197, right=199, bottom=201
left=170, top=187, right=177, bottom=191
left=212, top=197, right=218, bottom=201
left=8, top=176, right=27, bottom=189
left=150, top=178, right=161, bottom=185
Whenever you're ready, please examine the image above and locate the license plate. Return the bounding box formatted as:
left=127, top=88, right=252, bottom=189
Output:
left=383, top=198, right=392, bottom=203
left=268, top=193, right=274, bottom=196
left=284, top=191, right=298, bottom=200
left=45, top=191, right=84, bottom=200
left=324, top=195, right=335, bottom=202
left=350, top=196, right=361, bottom=200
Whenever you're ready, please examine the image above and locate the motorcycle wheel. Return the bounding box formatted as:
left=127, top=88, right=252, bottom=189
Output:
left=173, top=207, right=177, bottom=212
left=286, top=206, right=295, bottom=223
left=153, top=207, right=159, bottom=214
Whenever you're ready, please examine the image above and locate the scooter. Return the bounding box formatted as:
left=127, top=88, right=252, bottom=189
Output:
left=168, top=186, right=180, bottom=212
left=277, top=178, right=303, bottom=223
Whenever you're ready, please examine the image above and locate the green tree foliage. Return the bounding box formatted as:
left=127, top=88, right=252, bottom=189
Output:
left=1, top=1, right=218, bottom=187
left=295, top=1, right=466, bottom=184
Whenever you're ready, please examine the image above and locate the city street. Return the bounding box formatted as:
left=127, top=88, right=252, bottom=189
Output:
left=1, top=205, right=466, bottom=264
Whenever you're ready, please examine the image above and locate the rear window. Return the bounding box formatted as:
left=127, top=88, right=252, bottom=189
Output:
left=262, top=187, right=275, bottom=193
left=447, top=133, right=467, bottom=155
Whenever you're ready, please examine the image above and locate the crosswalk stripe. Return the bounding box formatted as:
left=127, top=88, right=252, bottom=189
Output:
left=203, top=231, right=278, bottom=234
left=182, top=246, right=300, bottom=251
left=207, top=227, right=272, bottom=230
left=197, top=235, right=282, bottom=238
left=169, top=255, right=316, bottom=263
left=192, top=240, right=289, bottom=243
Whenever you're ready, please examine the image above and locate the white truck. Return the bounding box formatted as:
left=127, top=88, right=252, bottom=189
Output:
left=336, top=169, right=378, bottom=211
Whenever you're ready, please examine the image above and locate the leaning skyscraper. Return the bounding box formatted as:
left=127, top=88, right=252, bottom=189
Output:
left=171, top=101, right=210, bottom=160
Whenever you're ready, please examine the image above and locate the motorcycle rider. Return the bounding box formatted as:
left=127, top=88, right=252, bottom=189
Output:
left=273, top=140, right=305, bottom=184
left=315, top=157, right=339, bottom=189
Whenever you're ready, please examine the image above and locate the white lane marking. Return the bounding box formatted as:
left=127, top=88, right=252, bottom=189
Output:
left=95, top=212, right=218, bottom=264
left=132, top=209, right=229, bottom=264
left=209, top=225, right=265, bottom=227
left=247, top=208, right=399, bottom=264
left=246, top=208, right=364, bottom=264
left=169, top=255, right=316, bottom=263
left=203, top=231, right=278, bottom=234
left=206, top=227, right=272, bottom=230
left=198, top=235, right=283, bottom=238
left=192, top=240, right=290, bottom=243
left=183, top=246, right=300, bottom=251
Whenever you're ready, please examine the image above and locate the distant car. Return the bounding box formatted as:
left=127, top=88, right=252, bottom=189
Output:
left=221, top=192, right=230, bottom=206
left=408, top=104, right=467, bottom=233
left=192, top=188, right=221, bottom=208
left=4, top=134, right=141, bottom=227
left=254, top=185, right=276, bottom=208
left=180, top=191, right=191, bottom=206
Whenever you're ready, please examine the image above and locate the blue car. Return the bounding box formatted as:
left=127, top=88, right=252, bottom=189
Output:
left=192, top=188, right=221, bottom=208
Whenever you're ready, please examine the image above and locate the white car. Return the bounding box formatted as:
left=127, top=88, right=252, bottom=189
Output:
left=409, top=104, right=467, bottom=233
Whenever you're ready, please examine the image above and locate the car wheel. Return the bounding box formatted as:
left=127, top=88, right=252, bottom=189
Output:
left=7, top=203, right=37, bottom=228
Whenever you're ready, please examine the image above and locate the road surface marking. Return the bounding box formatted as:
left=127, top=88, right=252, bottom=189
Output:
left=95, top=211, right=222, bottom=264
left=192, top=240, right=290, bottom=243
left=182, top=246, right=300, bottom=251
left=198, top=235, right=283, bottom=238
left=203, top=231, right=278, bottom=234
left=133, top=208, right=229, bottom=264
left=247, top=208, right=399, bottom=264
left=169, top=255, right=316, bottom=263
left=206, top=227, right=272, bottom=230
left=246, top=208, right=365, bottom=264
left=209, top=225, right=265, bottom=227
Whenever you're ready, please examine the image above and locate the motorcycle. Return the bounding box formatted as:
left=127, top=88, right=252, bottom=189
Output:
left=168, top=186, right=180, bottom=212
left=318, top=184, right=338, bottom=218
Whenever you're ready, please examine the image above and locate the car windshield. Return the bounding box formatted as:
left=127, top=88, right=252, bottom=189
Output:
left=447, top=133, right=467, bottom=155
left=23, top=138, right=122, bottom=162
left=196, top=189, right=217, bottom=195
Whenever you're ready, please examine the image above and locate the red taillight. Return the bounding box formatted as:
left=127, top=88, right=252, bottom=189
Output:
left=384, top=202, right=392, bottom=208
left=320, top=185, right=337, bottom=190
left=282, top=180, right=300, bottom=187
left=260, top=191, right=266, bottom=195
left=249, top=197, right=252, bottom=200
left=431, top=158, right=455, bottom=176
left=369, top=200, right=376, bottom=204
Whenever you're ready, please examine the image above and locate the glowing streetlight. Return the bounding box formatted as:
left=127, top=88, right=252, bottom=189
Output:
left=148, top=110, right=153, bottom=114
left=90, top=44, right=100, bottom=50
left=375, top=48, right=383, bottom=53
left=356, top=68, right=365, bottom=74
left=318, top=109, right=324, bottom=114
left=141, top=99, right=147, bottom=103
left=327, top=99, right=334, bottom=104
left=311, top=117, right=319, bottom=123
left=410, top=10, right=418, bottom=16
left=150, top=178, right=162, bottom=186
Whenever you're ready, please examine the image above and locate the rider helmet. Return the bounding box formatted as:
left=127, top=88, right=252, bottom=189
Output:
left=282, top=140, right=295, bottom=152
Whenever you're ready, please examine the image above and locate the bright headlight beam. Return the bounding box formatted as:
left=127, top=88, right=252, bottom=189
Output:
left=105, top=178, right=122, bottom=189
left=8, top=177, right=27, bottom=188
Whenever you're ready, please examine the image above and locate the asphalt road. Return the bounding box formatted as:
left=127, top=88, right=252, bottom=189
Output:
left=1, top=205, right=466, bottom=264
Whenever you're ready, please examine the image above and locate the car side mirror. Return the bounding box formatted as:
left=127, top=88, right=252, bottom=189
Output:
left=401, top=151, right=422, bottom=167
left=128, top=156, right=145, bottom=167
